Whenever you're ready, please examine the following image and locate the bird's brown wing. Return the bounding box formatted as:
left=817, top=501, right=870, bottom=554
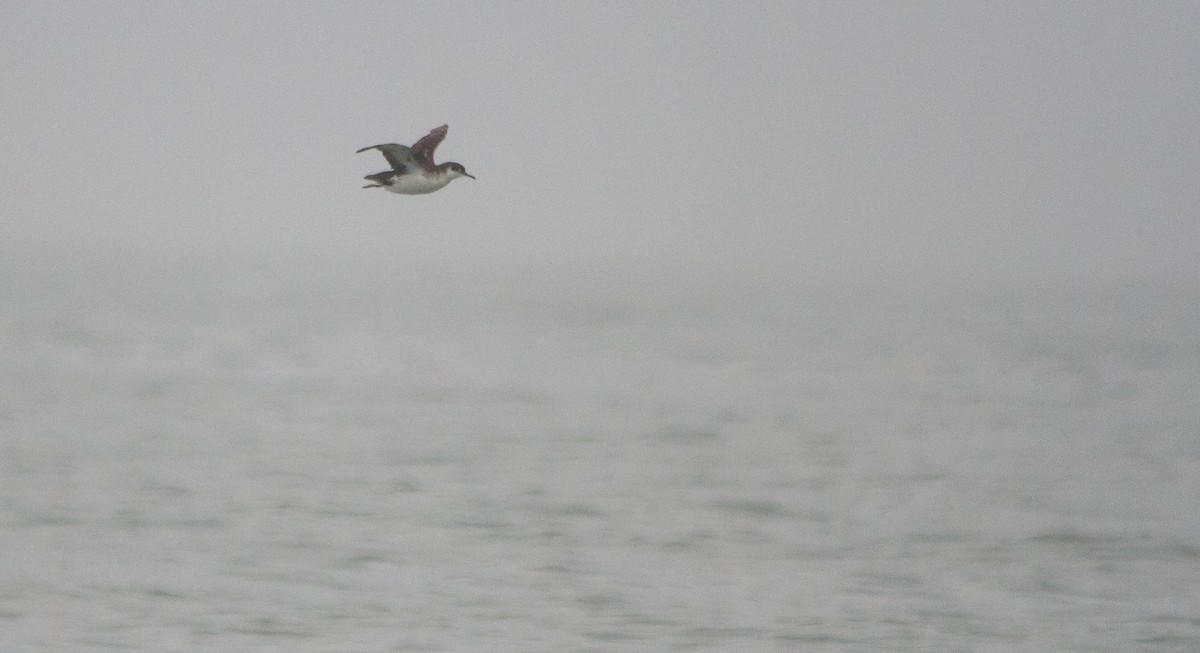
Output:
left=409, top=125, right=449, bottom=169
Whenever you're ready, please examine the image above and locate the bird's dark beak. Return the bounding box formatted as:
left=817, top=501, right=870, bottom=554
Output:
left=465, top=173, right=476, bottom=180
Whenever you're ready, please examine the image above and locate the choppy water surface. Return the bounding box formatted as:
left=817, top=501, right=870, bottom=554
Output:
left=2, top=259, right=1198, bottom=652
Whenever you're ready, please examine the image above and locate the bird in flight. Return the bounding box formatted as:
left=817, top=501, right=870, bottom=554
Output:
left=357, top=125, right=474, bottom=194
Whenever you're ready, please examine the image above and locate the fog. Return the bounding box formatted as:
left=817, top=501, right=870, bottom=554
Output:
left=5, top=4, right=1200, bottom=650
left=3, top=2, right=1197, bottom=287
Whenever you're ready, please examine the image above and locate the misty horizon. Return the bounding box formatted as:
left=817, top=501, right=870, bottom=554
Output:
left=3, top=2, right=1198, bottom=287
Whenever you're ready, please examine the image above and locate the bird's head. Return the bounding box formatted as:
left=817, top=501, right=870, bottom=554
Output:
left=444, top=162, right=475, bottom=180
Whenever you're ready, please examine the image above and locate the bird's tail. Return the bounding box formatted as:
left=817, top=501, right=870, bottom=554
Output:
left=362, top=171, right=393, bottom=189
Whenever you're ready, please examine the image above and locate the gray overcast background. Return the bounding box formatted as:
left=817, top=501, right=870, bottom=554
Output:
left=2, top=1, right=1198, bottom=286
left=4, top=5, right=1200, bottom=649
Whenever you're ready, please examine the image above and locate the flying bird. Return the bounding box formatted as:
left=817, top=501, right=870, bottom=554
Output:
left=356, top=125, right=474, bottom=194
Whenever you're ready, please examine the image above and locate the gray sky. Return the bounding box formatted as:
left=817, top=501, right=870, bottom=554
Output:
left=3, top=1, right=1198, bottom=285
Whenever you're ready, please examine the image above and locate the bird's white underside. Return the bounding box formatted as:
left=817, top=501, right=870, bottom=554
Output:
left=382, top=174, right=453, bottom=194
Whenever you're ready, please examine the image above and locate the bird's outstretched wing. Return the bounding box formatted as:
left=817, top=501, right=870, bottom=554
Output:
left=356, top=143, right=417, bottom=173
left=409, top=125, right=449, bottom=169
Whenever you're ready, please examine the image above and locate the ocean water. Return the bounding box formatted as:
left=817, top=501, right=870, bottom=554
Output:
left=2, top=257, right=1198, bottom=652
